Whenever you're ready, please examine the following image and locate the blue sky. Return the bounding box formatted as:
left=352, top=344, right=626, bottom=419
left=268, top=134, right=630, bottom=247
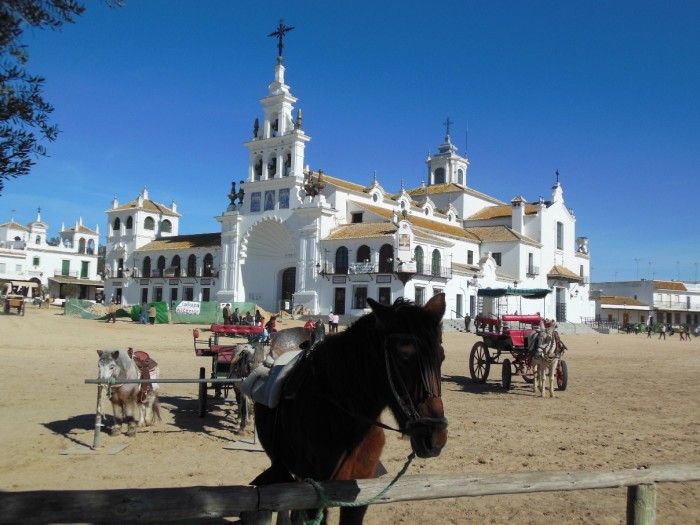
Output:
left=2, top=1, right=699, bottom=283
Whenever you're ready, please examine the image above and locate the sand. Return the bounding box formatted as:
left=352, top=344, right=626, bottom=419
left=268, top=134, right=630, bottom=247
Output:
left=1, top=306, right=699, bottom=524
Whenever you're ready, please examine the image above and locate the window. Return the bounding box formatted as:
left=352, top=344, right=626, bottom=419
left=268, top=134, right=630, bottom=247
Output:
left=35, top=235, right=41, bottom=244
left=431, top=249, right=441, bottom=276
left=335, top=247, right=349, bottom=275
left=81, top=261, right=89, bottom=278
left=187, top=254, right=197, bottom=277
left=161, top=219, right=172, bottom=233
left=62, top=260, right=70, bottom=276
left=415, top=286, right=425, bottom=306
left=379, top=244, right=394, bottom=273
left=0, top=263, right=5, bottom=273
left=170, top=288, right=178, bottom=303
left=144, top=217, right=155, bottom=230
left=202, top=288, right=211, bottom=301
left=113, top=217, right=121, bottom=233
left=171, top=255, right=181, bottom=277
left=556, top=222, right=564, bottom=250
left=378, top=287, right=391, bottom=305
left=87, top=239, right=95, bottom=254
left=357, top=245, right=370, bottom=263
left=457, top=169, right=464, bottom=185
left=493, top=252, right=502, bottom=266
left=467, top=250, right=473, bottom=265
left=154, top=287, right=163, bottom=302
left=126, top=216, right=133, bottom=229
left=142, top=257, right=151, bottom=278
left=183, top=287, right=194, bottom=301
left=434, top=167, right=445, bottom=184
left=203, top=253, right=214, bottom=276
left=353, top=286, right=368, bottom=309
left=33, top=257, right=40, bottom=266
left=351, top=212, right=363, bottom=224
left=157, top=256, right=166, bottom=276
left=15, top=264, right=22, bottom=273
left=78, top=238, right=86, bottom=253
left=415, top=246, right=424, bottom=273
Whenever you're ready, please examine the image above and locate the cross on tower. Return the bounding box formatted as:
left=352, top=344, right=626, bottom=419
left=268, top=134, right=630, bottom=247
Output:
left=269, top=20, right=295, bottom=62
left=443, top=116, right=453, bottom=137
left=555, top=169, right=560, bottom=183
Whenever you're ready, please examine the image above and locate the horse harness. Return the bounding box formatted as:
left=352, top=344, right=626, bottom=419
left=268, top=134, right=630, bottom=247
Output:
left=106, top=348, right=158, bottom=402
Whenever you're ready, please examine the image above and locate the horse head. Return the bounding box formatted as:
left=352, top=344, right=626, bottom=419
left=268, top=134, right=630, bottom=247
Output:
left=97, top=349, right=124, bottom=381
left=367, top=293, right=448, bottom=459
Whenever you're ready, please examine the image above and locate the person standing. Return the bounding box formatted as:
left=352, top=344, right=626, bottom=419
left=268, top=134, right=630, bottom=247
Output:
left=106, top=301, right=118, bottom=323
left=332, top=312, right=340, bottom=333
left=464, top=313, right=471, bottom=333
left=222, top=303, right=231, bottom=325
left=646, top=324, right=653, bottom=338
left=139, top=302, right=148, bottom=324
left=148, top=304, right=157, bottom=325
left=658, top=323, right=666, bottom=340
left=232, top=307, right=241, bottom=325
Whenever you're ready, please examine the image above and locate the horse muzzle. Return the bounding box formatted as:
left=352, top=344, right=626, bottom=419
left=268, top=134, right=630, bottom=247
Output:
left=406, top=416, right=448, bottom=458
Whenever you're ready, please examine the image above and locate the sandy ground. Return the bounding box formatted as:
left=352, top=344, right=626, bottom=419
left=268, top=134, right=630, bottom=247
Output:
left=1, top=306, right=699, bottom=524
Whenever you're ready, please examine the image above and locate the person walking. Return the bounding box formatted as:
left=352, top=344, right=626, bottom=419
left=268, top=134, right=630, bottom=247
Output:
left=658, top=323, right=666, bottom=340
left=106, top=301, right=118, bottom=323
left=646, top=324, right=653, bottom=338
left=148, top=304, right=157, bottom=325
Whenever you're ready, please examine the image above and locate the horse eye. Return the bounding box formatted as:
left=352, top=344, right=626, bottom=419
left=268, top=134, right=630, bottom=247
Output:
left=395, top=342, right=415, bottom=360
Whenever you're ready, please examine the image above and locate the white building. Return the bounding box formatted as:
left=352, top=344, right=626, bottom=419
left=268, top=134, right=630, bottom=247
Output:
left=0, top=211, right=102, bottom=299
left=591, top=280, right=700, bottom=328
left=104, top=43, right=594, bottom=323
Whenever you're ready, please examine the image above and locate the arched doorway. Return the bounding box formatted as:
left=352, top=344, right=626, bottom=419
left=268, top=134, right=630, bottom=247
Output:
left=281, top=267, right=296, bottom=311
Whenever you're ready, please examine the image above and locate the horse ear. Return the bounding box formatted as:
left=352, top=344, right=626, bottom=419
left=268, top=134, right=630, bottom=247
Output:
left=424, top=292, right=446, bottom=320
left=366, top=297, right=392, bottom=327
left=111, top=350, right=120, bottom=360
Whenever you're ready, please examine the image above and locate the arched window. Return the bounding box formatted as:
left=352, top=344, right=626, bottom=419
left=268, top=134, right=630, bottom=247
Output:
left=142, top=256, right=151, bottom=278
left=203, top=253, right=214, bottom=276
left=431, top=249, right=441, bottom=277
left=161, top=219, right=172, bottom=233
left=87, top=239, right=95, bottom=254
left=78, top=238, right=86, bottom=253
left=113, top=217, right=121, bottom=233
left=187, top=254, right=197, bottom=277
left=378, top=244, right=394, bottom=273
left=171, top=255, right=181, bottom=277
left=357, top=245, right=370, bottom=263
left=157, top=256, right=166, bottom=276
left=335, top=247, right=349, bottom=275
left=125, top=216, right=133, bottom=229
left=415, top=246, right=424, bottom=273
left=434, top=167, right=445, bottom=184
left=144, top=217, right=155, bottom=230
left=35, top=235, right=41, bottom=244
left=457, top=169, right=464, bottom=185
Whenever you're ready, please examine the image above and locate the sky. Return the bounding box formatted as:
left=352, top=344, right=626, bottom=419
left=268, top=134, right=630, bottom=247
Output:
left=2, top=1, right=699, bottom=283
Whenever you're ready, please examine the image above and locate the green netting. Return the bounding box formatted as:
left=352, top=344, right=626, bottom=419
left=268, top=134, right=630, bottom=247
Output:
left=131, top=302, right=169, bottom=324
left=65, top=298, right=111, bottom=320
left=169, top=301, right=257, bottom=324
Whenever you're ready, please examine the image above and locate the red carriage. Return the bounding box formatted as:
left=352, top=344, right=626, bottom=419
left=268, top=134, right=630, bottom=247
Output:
left=468, top=288, right=568, bottom=390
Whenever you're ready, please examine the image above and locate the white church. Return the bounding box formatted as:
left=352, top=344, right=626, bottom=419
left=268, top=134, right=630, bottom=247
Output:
left=103, top=35, right=594, bottom=323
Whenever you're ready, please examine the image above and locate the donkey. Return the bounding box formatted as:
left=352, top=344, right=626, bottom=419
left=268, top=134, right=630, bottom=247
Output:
left=97, top=349, right=161, bottom=436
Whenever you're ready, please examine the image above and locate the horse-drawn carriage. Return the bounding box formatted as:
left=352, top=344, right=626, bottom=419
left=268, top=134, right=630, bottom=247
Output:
left=192, top=324, right=264, bottom=418
left=468, top=288, right=568, bottom=390
left=3, top=294, right=25, bottom=315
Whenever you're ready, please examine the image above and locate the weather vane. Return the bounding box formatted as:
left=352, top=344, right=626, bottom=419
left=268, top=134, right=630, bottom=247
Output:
left=269, top=20, right=295, bottom=63
left=443, top=116, right=453, bottom=137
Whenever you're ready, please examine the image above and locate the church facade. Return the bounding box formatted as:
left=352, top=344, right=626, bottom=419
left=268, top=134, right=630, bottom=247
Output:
left=103, top=43, right=594, bottom=323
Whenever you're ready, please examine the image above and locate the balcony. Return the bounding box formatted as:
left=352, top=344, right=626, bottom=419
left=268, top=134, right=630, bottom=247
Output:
left=526, top=265, right=540, bottom=277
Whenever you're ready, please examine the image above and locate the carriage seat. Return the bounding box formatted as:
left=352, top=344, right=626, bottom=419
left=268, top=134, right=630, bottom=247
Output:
left=211, top=324, right=264, bottom=336
left=240, top=350, right=301, bottom=409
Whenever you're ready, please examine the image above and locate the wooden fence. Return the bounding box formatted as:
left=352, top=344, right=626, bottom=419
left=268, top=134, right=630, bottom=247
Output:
left=1, top=463, right=699, bottom=524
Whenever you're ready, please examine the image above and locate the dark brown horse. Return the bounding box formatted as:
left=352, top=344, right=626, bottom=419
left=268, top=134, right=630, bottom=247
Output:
left=244, top=293, right=447, bottom=525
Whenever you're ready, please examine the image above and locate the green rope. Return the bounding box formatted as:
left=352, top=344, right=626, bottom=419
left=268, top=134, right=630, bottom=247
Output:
left=303, top=452, right=416, bottom=525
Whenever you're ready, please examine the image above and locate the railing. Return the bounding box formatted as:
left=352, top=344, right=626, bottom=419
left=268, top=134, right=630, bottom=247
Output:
left=54, top=270, right=78, bottom=278
left=1, top=463, right=698, bottom=524
left=415, top=263, right=452, bottom=279
left=526, top=265, right=540, bottom=277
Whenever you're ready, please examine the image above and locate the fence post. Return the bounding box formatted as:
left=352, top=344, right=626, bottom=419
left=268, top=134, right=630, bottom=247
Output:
left=626, top=483, right=656, bottom=525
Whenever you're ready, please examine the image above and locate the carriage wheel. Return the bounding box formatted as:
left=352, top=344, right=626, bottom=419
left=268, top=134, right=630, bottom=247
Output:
left=198, top=367, right=207, bottom=417
left=556, top=359, right=568, bottom=391
left=469, top=342, right=491, bottom=383
left=501, top=359, right=512, bottom=390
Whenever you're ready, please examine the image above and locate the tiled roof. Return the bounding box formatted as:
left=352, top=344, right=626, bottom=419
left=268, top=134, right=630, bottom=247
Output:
left=324, top=222, right=397, bottom=240
left=599, top=295, right=649, bottom=307
left=467, top=203, right=539, bottom=220
left=0, top=221, right=30, bottom=232
left=111, top=199, right=180, bottom=217
left=467, top=225, right=539, bottom=244
left=320, top=173, right=368, bottom=194
left=547, top=264, right=582, bottom=281
left=654, top=280, right=687, bottom=291
left=451, top=262, right=481, bottom=275
left=355, top=202, right=479, bottom=241
left=63, top=225, right=98, bottom=235
left=137, top=233, right=220, bottom=252
left=406, top=183, right=505, bottom=205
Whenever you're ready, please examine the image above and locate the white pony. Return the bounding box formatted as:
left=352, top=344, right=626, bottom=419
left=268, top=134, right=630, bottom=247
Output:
left=530, top=324, right=563, bottom=398
left=97, top=349, right=161, bottom=436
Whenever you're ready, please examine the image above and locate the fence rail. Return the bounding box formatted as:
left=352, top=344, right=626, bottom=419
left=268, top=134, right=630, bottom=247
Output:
left=1, top=463, right=698, bottom=524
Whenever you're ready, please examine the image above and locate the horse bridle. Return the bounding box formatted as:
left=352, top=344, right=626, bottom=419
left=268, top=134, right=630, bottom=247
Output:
left=383, top=333, right=448, bottom=435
